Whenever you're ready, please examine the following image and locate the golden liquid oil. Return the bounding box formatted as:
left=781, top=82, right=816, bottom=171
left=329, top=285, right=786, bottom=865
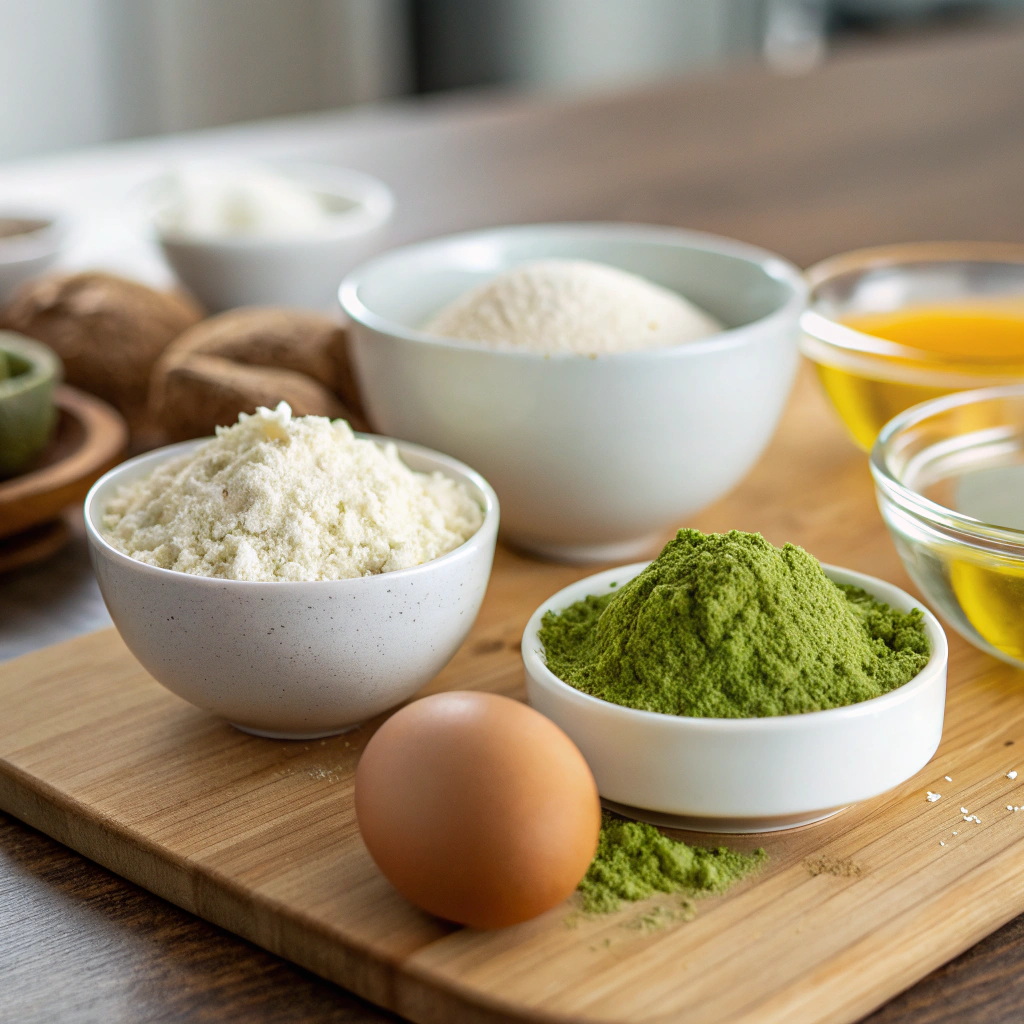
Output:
left=915, top=464, right=1024, bottom=664
left=813, top=303, right=1024, bottom=450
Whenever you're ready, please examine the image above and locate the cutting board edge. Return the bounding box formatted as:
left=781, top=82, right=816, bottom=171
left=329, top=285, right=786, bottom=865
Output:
left=0, top=756, right=591, bottom=1024
left=5, top=752, right=1023, bottom=1024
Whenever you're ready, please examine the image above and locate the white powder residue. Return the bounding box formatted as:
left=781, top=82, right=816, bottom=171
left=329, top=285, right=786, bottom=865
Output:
left=102, top=403, right=483, bottom=581
left=424, top=259, right=722, bottom=355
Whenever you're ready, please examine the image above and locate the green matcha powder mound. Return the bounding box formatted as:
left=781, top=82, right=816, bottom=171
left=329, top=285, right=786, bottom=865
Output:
left=540, top=529, right=930, bottom=719
left=579, top=813, right=767, bottom=914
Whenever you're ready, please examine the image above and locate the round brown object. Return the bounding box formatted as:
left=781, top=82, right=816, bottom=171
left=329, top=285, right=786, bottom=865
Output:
left=355, top=692, right=601, bottom=929
left=0, top=272, right=203, bottom=428
left=149, top=307, right=366, bottom=441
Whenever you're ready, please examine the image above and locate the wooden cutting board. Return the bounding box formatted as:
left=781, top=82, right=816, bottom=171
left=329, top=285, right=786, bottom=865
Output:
left=3, top=364, right=1024, bottom=1024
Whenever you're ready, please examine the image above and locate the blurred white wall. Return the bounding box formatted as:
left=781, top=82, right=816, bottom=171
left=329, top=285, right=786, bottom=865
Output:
left=0, top=0, right=410, bottom=161
left=0, top=1, right=113, bottom=158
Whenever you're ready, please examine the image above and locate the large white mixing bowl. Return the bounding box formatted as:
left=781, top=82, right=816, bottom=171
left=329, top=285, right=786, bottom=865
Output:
left=340, top=223, right=806, bottom=562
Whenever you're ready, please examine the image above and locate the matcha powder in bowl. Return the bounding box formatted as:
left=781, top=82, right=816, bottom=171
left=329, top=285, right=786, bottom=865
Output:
left=539, top=529, right=930, bottom=718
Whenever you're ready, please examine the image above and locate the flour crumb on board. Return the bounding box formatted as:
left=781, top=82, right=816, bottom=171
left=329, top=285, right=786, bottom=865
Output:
left=1008, top=770, right=1018, bottom=780
left=945, top=775, right=952, bottom=782
left=804, top=856, right=861, bottom=878
left=939, top=841, right=945, bottom=847
left=926, top=791, right=941, bottom=802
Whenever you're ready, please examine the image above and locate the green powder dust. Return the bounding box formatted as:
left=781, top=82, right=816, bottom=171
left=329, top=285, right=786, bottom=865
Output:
left=578, top=814, right=766, bottom=914
left=539, top=529, right=930, bottom=719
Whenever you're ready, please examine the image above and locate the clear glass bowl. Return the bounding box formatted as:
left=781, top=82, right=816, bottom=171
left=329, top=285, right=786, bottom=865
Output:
left=871, top=385, right=1024, bottom=667
left=801, top=242, right=1024, bottom=450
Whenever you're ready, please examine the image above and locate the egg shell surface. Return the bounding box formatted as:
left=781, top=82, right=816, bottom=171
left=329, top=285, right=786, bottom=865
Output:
left=354, top=690, right=601, bottom=929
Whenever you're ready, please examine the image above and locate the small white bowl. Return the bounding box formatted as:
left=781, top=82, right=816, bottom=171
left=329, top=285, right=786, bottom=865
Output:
left=0, top=210, right=65, bottom=303
left=84, top=435, right=498, bottom=739
left=523, top=561, right=947, bottom=833
left=341, top=223, right=806, bottom=563
left=146, top=164, right=394, bottom=312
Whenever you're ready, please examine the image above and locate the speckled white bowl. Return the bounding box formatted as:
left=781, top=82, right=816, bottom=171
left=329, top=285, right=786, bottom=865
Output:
left=523, top=561, right=947, bottom=833
left=84, top=435, right=498, bottom=739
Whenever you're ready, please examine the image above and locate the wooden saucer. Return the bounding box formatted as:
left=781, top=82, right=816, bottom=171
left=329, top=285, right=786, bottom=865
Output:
left=0, top=386, right=127, bottom=541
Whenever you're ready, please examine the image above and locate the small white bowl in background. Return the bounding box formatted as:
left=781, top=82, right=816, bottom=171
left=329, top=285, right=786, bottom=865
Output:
left=145, top=163, right=394, bottom=312
left=0, top=210, right=66, bottom=303
left=523, top=561, right=947, bottom=833
left=341, top=223, right=807, bottom=564
left=84, top=435, right=498, bottom=739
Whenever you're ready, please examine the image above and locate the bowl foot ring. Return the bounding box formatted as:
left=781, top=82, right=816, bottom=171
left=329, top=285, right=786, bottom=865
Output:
left=230, top=722, right=362, bottom=741
left=601, top=798, right=848, bottom=835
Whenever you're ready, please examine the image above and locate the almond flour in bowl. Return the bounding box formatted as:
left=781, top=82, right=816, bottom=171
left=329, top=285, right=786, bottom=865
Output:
left=102, top=402, right=483, bottom=581
left=424, top=258, right=723, bottom=354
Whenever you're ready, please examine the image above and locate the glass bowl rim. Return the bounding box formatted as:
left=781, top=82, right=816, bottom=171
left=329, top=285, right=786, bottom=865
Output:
left=803, top=240, right=1024, bottom=367
left=870, top=382, right=1024, bottom=551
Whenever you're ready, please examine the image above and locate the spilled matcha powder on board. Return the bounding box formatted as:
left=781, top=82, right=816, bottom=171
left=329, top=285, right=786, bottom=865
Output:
left=540, top=529, right=930, bottom=718
left=579, top=814, right=766, bottom=914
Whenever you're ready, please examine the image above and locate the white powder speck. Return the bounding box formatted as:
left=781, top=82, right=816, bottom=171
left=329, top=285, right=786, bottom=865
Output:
left=926, top=791, right=941, bottom=802
left=1009, top=805, right=1014, bottom=811
left=102, top=403, right=483, bottom=581
left=940, top=841, right=945, bottom=847
left=424, top=259, right=722, bottom=355
left=1009, top=770, right=1018, bottom=780
left=945, top=776, right=953, bottom=782
left=953, top=831, right=958, bottom=835
left=960, top=807, right=969, bottom=814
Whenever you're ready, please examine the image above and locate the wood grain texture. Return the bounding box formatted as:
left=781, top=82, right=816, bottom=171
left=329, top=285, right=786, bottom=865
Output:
left=0, top=811, right=394, bottom=1024
left=4, top=24, right=1024, bottom=1024
left=4, top=363, right=1024, bottom=1024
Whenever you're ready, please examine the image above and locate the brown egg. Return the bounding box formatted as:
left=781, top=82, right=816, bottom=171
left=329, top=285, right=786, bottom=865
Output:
left=355, top=691, right=601, bottom=929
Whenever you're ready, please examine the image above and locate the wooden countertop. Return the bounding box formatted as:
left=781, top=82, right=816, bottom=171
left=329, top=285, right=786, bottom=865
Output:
left=4, top=24, right=1024, bottom=1024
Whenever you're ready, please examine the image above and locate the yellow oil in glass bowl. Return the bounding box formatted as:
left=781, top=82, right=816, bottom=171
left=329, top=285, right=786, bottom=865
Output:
left=872, top=388, right=1024, bottom=668
left=803, top=244, right=1024, bottom=451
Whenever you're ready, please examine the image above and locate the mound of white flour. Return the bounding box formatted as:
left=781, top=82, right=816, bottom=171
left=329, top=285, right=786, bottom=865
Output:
left=424, top=259, right=722, bottom=354
left=102, top=403, right=483, bottom=581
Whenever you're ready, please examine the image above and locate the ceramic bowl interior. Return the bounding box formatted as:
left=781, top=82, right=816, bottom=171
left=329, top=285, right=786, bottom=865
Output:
left=801, top=242, right=1024, bottom=450
left=344, top=222, right=798, bottom=343
left=871, top=383, right=1024, bottom=668
left=84, top=433, right=498, bottom=739
left=147, top=162, right=395, bottom=245
left=522, top=560, right=947, bottom=833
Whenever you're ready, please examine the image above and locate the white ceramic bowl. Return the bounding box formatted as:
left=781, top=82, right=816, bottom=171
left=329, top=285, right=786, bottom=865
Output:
left=84, top=435, right=498, bottom=739
left=0, top=210, right=65, bottom=303
left=147, top=164, right=394, bottom=312
left=340, top=223, right=807, bottom=563
left=523, top=561, right=947, bottom=833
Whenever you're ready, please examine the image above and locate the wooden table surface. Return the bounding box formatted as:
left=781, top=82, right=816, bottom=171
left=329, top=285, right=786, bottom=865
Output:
left=4, top=24, right=1024, bottom=1024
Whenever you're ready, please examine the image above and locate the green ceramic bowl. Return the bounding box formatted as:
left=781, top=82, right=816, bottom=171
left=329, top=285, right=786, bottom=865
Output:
left=0, top=332, right=61, bottom=478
